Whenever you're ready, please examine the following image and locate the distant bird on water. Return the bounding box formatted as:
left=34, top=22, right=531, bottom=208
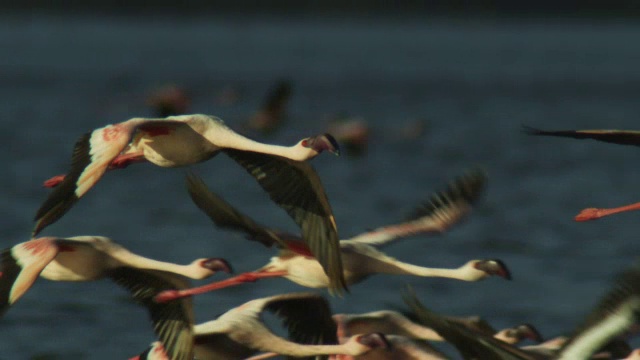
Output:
left=524, top=125, right=640, bottom=222
left=404, top=259, right=640, bottom=360
left=246, top=79, right=293, bottom=134
left=35, top=114, right=344, bottom=292
left=0, top=235, right=231, bottom=360
left=155, top=169, right=511, bottom=303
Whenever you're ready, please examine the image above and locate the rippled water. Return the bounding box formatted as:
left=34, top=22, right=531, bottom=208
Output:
left=1, top=14, right=640, bottom=359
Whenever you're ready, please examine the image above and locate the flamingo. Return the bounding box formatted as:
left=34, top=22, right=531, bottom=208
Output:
left=403, top=260, right=640, bottom=360
left=524, top=126, right=640, bottom=221
left=333, top=310, right=542, bottom=345
left=136, top=292, right=390, bottom=359
left=35, top=114, right=345, bottom=293
left=0, top=235, right=231, bottom=317
left=0, top=235, right=231, bottom=360
left=146, top=84, right=191, bottom=118
left=155, top=169, right=510, bottom=303
left=246, top=79, right=292, bottom=134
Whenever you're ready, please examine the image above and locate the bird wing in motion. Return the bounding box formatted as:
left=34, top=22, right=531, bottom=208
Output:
left=343, top=168, right=487, bottom=247
left=556, top=263, right=640, bottom=359
left=222, top=149, right=346, bottom=295
left=262, top=292, right=339, bottom=360
left=185, top=173, right=291, bottom=248
left=33, top=118, right=183, bottom=236
left=108, top=267, right=194, bottom=360
left=0, top=239, right=59, bottom=317
left=403, top=287, right=542, bottom=360
left=523, top=126, right=640, bottom=147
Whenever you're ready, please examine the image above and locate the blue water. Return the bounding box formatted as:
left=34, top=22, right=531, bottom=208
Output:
left=2, top=14, right=640, bottom=359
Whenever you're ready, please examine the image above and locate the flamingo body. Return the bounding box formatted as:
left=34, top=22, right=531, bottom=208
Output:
left=0, top=235, right=229, bottom=316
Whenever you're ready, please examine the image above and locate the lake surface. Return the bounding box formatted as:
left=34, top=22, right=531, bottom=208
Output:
left=1, top=14, right=640, bottom=359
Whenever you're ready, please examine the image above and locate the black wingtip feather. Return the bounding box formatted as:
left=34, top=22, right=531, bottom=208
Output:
left=522, top=125, right=546, bottom=135
left=33, top=132, right=92, bottom=235
left=405, top=167, right=487, bottom=222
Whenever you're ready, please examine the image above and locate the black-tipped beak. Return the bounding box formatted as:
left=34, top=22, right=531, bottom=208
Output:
left=475, top=259, right=512, bottom=280
left=203, top=258, right=233, bottom=274
left=520, top=324, right=544, bottom=343
left=494, top=259, right=512, bottom=280
left=324, top=133, right=341, bottom=156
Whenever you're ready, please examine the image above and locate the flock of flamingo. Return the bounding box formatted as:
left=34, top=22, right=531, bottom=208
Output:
left=3, top=82, right=640, bottom=360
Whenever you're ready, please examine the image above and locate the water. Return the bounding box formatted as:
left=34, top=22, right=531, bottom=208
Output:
left=1, top=14, right=640, bottom=358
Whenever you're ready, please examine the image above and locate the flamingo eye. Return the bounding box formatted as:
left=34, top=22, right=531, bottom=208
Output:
left=301, top=139, right=309, bottom=147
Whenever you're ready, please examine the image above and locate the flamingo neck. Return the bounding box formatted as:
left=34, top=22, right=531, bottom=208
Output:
left=211, top=128, right=315, bottom=161
left=119, top=254, right=205, bottom=280
left=380, top=261, right=481, bottom=281
left=383, top=312, right=442, bottom=341
left=270, top=339, right=368, bottom=357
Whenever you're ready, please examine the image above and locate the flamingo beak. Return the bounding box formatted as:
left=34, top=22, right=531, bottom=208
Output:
left=202, top=258, right=233, bottom=274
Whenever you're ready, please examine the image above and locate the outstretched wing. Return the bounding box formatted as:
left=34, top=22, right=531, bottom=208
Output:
left=223, top=149, right=346, bottom=295
left=263, top=292, right=338, bottom=360
left=0, top=239, right=59, bottom=317
left=343, top=168, right=487, bottom=247
left=33, top=119, right=142, bottom=236
left=523, top=126, right=640, bottom=147
left=557, top=263, right=640, bottom=359
left=33, top=118, right=186, bottom=236
left=185, top=173, right=290, bottom=248
left=108, top=267, right=194, bottom=360
left=404, top=287, right=541, bottom=360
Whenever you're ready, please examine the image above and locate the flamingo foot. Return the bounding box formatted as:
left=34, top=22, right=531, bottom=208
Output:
left=154, top=290, right=185, bottom=303
left=109, top=152, right=145, bottom=169
left=43, top=175, right=66, bottom=188
left=574, top=208, right=605, bottom=222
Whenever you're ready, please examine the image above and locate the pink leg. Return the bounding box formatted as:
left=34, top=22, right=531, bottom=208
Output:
left=43, top=174, right=66, bottom=188
left=575, top=201, right=640, bottom=221
left=42, top=152, right=145, bottom=188
left=154, top=270, right=288, bottom=303
left=108, top=152, right=146, bottom=169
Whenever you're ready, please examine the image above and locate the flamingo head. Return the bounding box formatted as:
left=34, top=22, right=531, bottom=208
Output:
left=193, top=258, right=233, bottom=279
left=512, top=324, right=543, bottom=343
left=496, top=324, right=543, bottom=344
left=354, top=332, right=391, bottom=352
left=470, top=259, right=511, bottom=280
left=300, top=133, right=340, bottom=157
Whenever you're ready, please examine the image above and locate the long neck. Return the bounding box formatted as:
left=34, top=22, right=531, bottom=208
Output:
left=208, top=127, right=310, bottom=160
left=110, top=250, right=202, bottom=279
left=269, top=341, right=365, bottom=357
left=376, top=260, right=477, bottom=281
left=385, top=313, right=443, bottom=341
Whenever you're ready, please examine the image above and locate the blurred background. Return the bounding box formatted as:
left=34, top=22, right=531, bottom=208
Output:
left=2, top=2, right=640, bottom=358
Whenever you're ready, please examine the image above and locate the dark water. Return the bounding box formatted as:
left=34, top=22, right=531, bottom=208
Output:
left=2, top=14, right=640, bottom=359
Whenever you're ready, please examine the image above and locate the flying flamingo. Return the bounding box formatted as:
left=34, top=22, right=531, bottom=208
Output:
left=0, top=235, right=232, bottom=360
left=404, top=260, right=640, bottom=360
left=333, top=310, right=542, bottom=345
left=245, top=79, right=292, bottom=134
left=135, top=292, right=390, bottom=359
left=0, top=235, right=230, bottom=316
left=524, top=126, right=640, bottom=221
left=35, top=114, right=346, bottom=293
left=155, top=169, right=510, bottom=303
